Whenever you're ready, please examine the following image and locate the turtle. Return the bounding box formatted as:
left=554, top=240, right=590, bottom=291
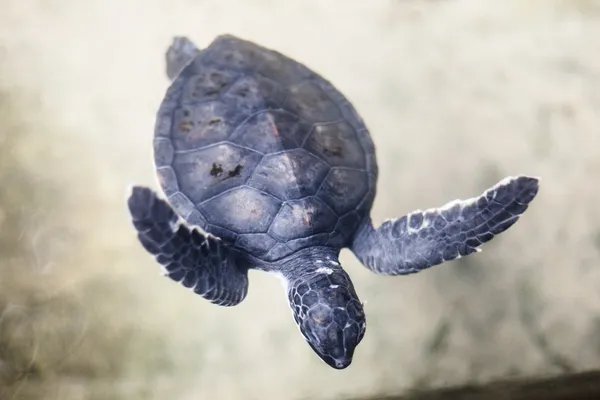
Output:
left=127, top=34, right=540, bottom=370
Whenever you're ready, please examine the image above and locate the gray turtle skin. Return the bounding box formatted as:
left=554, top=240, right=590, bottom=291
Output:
left=127, top=34, right=540, bottom=370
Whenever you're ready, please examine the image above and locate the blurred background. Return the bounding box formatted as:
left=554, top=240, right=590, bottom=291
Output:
left=1, top=0, right=599, bottom=399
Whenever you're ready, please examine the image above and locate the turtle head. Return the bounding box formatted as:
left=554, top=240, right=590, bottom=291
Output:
left=286, top=265, right=366, bottom=369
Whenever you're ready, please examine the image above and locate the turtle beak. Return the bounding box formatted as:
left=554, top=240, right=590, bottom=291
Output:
left=320, top=352, right=353, bottom=370
left=306, top=340, right=354, bottom=369
left=331, top=356, right=352, bottom=369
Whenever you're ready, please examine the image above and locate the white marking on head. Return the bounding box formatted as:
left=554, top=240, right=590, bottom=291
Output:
left=330, top=284, right=339, bottom=289
left=316, top=267, right=333, bottom=275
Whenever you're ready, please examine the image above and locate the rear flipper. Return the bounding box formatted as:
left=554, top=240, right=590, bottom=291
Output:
left=351, top=176, right=540, bottom=275
left=165, top=36, right=201, bottom=81
left=127, top=186, right=249, bottom=306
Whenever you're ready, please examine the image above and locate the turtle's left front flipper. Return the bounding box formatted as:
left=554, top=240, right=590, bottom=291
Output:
left=165, top=36, right=201, bottom=81
left=350, top=176, right=539, bottom=275
left=127, top=186, right=249, bottom=306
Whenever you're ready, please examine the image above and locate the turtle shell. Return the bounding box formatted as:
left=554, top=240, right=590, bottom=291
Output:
left=154, top=35, right=378, bottom=262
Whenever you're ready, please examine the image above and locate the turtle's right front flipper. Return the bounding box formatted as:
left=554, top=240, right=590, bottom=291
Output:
left=127, top=186, right=249, bottom=306
left=350, top=176, right=540, bottom=275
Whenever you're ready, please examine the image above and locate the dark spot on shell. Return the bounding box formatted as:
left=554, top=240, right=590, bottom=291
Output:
left=210, top=163, right=223, bottom=177
left=201, top=72, right=230, bottom=97
left=227, top=164, right=243, bottom=178
left=235, top=86, right=250, bottom=97
left=323, top=146, right=343, bottom=157
left=208, top=117, right=222, bottom=126
left=179, top=120, right=194, bottom=133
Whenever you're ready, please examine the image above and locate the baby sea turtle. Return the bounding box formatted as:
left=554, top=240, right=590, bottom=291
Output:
left=127, top=35, right=540, bottom=369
